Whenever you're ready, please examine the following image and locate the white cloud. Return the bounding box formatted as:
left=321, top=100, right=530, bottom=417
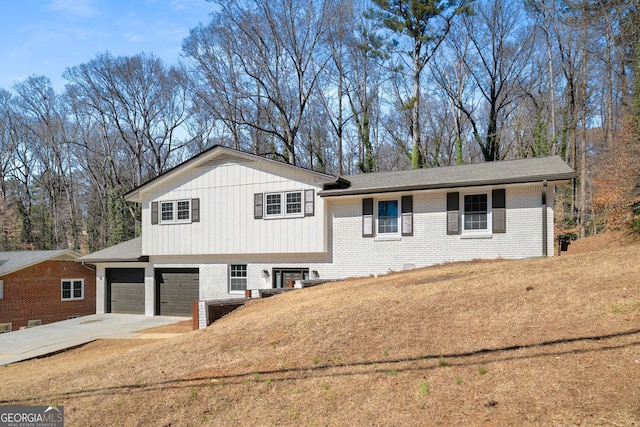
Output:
left=48, top=0, right=95, bottom=18
left=171, top=0, right=188, bottom=11
left=171, top=0, right=216, bottom=15
left=125, top=32, right=143, bottom=42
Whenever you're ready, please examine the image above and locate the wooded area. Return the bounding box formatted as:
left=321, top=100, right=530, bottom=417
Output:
left=0, top=0, right=638, bottom=253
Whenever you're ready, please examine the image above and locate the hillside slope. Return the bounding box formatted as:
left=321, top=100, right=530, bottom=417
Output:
left=1, top=244, right=639, bottom=426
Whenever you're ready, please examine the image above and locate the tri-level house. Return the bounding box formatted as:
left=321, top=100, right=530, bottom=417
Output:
left=78, top=146, right=574, bottom=320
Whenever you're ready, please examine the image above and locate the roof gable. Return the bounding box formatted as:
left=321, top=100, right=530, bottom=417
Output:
left=125, top=145, right=336, bottom=203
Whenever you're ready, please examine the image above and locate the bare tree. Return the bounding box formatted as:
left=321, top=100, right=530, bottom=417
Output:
left=0, top=89, right=20, bottom=249
left=346, top=4, right=389, bottom=173
left=461, top=0, right=536, bottom=161
left=11, top=76, right=82, bottom=249
left=316, top=0, right=354, bottom=174
left=0, top=90, right=17, bottom=200
left=187, top=0, right=337, bottom=166
left=183, top=19, right=248, bottom=151
left=64, top=52, right=191, bottom=245
left=64, top=52, right=191, bottom=186
left=430, top=20, right=475, bottom=165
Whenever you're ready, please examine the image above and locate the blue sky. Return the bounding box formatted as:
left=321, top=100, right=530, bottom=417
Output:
left=0, top=0, right=217, bottom=92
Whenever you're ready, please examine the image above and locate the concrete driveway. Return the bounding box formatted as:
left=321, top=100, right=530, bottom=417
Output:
left=0, top=313, right=190, bottom=366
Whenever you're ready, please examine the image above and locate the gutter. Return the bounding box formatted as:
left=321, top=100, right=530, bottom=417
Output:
left=81, top=262, right=97, bottom=272
left=76, top=256, right=149, bottom=264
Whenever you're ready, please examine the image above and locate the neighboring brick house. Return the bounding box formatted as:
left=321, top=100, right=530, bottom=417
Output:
left=79, top=145, right=575, bottom=322
left=0, top=250, right=96, bottom=332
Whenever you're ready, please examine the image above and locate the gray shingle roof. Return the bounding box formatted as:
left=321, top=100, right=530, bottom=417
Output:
left=76, top=238, right=143, bottom=263
left=0, top=250, right=79, bottom=277
left=320, top=155, right=574, bottom=196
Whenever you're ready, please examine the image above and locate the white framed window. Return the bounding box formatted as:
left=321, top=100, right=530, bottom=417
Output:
left=177, top=200, right=190, bottom=220
left=264, top=191, right=304, bottom=218
left=229, top=264, right=247, bottom=293
left=61, top=279, right=84, bottom=301
left=286, top=192, right=302, bottom=214
left=462, top=193, right=489, bottom=232
left=160, top=199, right=191, bottom=224
left=265, top=193, right=282, bottom=216
left=161, top=201, right=174, bottom=222
left=377, top=199, right=399, bottom=234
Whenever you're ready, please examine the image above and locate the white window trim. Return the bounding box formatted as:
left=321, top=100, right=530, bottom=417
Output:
left=375, top=198, right=401, bottom=236
left=159, top=199, right=192, bottom=224
left=461, top=191, right=492, bottom=235
left=229, top=264, right=248, bottom=294
left=264, top=193, right=283, bottom=218
left=374, top=235, right=402, bottom=242
left=61, top=279, right=85, bottom=301
left=285, top=191, right=303, bottom=216
left=264, top=191, right=304, bottom=219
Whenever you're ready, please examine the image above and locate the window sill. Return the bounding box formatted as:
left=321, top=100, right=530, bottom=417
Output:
left=264, top=214, right=305, bottom=220
left=374, top=235, right=402, bottom=242
left=460, top=233, right=493, bottom=240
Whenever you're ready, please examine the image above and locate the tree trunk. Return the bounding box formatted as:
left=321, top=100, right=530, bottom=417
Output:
left=411, top=52, right=423, bottom=169
left=545, top=27, right=557, bottom=154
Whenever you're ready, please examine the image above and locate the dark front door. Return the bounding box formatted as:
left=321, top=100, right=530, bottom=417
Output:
left=273, top=268, right=309, bottom=289
left=155, top=268, right=199, bottom=316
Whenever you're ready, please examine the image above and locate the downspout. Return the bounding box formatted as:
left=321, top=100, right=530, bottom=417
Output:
left=542, top=180, right=548, bottom=257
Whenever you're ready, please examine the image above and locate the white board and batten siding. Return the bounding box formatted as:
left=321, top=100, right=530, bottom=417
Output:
left=140, top=158, right=327, bottom=256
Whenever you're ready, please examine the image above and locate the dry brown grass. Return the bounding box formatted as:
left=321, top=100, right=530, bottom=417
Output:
left=137, top=320, right=194, bottom=334
left=1, top=240, right=639, bottom=426
left=565, top=230, right=638, bottom=254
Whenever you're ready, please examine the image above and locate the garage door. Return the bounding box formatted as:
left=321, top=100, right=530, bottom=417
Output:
left=155, top=268, right=199, bottom=316
left=107, top=268, right=145, bottom=314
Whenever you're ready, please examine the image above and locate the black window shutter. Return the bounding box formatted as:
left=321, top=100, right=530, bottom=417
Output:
left=151, top=201, right=159, bottom=225
left=362, top=198, right=374, bottom=237
left=446, top=192, right=460, bottom=235
left=254, top=193, right=263, bottom=219
left=191, top=198, right=200, bottom=222
left=492, top=189, right=506, bottom=233
left=401, top=195, right=413, bottom=236
left=304, top=189, right=315, bottom=216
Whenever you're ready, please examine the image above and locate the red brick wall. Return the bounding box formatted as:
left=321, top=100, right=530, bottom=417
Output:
left=0, top=260, right=96, bottom=330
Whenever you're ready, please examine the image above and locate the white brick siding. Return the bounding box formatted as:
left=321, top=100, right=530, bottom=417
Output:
left=198, top=301, right=207, bottom=329
left=95, top=266, right=105, bottom=314
left=325, top=183, right=551, bottom=277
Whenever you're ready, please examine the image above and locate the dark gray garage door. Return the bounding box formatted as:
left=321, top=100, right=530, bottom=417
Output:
left=155, top=268, right=199, bottom=316
left=106, top=268, right=145, bottom=314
